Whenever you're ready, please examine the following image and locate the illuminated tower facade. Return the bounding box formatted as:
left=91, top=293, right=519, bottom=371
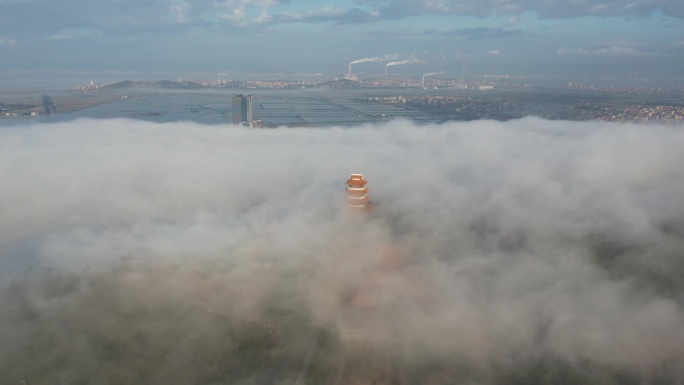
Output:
left=232, top=94, right=253, bottom=125
left=346, top=174, right=371, bottom=209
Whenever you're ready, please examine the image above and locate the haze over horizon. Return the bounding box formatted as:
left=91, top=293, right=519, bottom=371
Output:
left=1, top=0, right=684, bottom=84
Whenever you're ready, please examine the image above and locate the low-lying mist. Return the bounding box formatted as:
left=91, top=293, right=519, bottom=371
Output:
left=1, top=118, right=683, bottom=384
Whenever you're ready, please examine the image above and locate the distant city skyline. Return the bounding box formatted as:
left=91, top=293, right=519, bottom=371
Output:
left=1, top=0, right=683, bottom=84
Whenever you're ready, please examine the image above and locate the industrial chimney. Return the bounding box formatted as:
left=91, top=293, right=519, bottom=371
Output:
left=346, top=174, right=372, bottom=209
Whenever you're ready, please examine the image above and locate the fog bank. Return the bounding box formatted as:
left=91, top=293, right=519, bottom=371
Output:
left=1, top=118, right=683, bottom=383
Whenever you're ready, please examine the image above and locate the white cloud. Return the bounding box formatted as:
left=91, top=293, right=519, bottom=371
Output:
left=214, top=0, right=281, bottom=26
left=557, top=46, right=645, bottom=55
left=169, top=0, right=191, bottom=23
left=0, top=36, right=17, bottom=47
left=262, top=6, right=348, bottom=24
left=46, top=27, right=103, bottom=41
left=488, top=49, right=501, bottom=55
left=177, top=0, right=684, bottom=28
left=422, top=0, right=451, bottom=12
left=594, top=45, right=643, bottom=55
left=506, top=16, right=521, bottom=25
left=403, top=0, right=684, bottom=18
left=557, top=47, right=591, bottom=55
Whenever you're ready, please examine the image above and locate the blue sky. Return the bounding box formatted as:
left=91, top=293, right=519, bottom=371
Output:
left=1, top=0, right=683, bottom=82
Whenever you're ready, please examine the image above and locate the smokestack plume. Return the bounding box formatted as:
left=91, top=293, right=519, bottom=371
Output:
left=349, top=54, right=399, bottom=65
left=385, top=58, right=426, bottom=77
left=385, top=58, right=425, bottom=67
left=422, top=72, right=442, bottom=88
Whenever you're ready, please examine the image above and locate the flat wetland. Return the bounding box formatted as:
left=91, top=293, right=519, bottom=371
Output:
left=1, top=85, right=683, bottom=126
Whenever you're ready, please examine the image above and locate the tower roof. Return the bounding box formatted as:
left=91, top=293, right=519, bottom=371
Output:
left=346, top=173, right=372, bottom=209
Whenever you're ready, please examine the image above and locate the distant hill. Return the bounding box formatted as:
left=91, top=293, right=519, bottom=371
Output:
left=153, top=80, right=204, bottom=89
left=103, top=81, right=140, bottom=89
left=102, top=80, right=205, bottom=90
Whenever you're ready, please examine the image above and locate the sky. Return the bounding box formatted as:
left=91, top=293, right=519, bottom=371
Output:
left=1, top=0, right=684, bottom=82
left=1, top=118, right=684, bottom=382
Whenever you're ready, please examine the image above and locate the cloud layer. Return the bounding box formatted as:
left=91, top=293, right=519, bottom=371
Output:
left=1, top=118, right=684, bottom=382
left=2, top=0, right=683, bottom=78
left=2, top=0, right=682, bottom=35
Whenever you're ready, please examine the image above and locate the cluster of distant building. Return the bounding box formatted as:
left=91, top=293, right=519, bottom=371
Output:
left=135, top=76, right=520, bottom=91
left=366, top=94, right=684, bottom=123
left=66, top=77, right=684, bottom=96
left=1, top=95, right=55, bottom=117
left=565, top=82, right=683, bottom=96
left=72, top=80, right=104, bottom=91
left=368, top=95, right=521, bottom=120
left=574, top=104, right=684, bottom=123
left=200, top=79, right=320, bottom=89
left=2, top=110, right=39, bottom=117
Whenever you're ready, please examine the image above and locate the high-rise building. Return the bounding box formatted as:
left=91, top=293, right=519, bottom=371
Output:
left=346, top=174, right=372, bottom=209
left=232, top=94, right=252, bottom=125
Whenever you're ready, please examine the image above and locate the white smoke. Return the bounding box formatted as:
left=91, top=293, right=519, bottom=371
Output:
left=423, top=71, right=442, bottom=76
left=385, top=58, right=425, bottom=67
left=349, top=54, right=399, bottom=65
left=1, top=117, right=684, bottom=382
